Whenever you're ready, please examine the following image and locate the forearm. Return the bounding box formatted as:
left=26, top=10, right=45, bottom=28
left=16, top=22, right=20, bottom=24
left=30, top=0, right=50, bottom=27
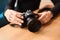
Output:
left=51, top=0, right=60, bottom=17
left=50, top=3, right=60, bottom=17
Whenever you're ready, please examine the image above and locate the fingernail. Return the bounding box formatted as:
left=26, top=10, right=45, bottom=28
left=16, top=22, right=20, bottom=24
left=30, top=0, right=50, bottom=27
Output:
left=19, top=23, right=22, bottom=26
left=21, top=20, right=24, bottom=23
left=21, top=16, right=24, bottom=19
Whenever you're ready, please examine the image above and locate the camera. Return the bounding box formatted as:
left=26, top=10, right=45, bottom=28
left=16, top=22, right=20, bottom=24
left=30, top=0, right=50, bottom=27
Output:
left=21, top=7, right=51, bottom=32
left=21, top=10, right=42, bottom=32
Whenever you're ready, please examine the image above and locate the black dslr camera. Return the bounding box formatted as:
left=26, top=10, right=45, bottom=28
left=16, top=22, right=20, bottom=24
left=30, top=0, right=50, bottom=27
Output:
left=21, top=7, right=51, bottom=32
left=21, top=10, right=42, bottom=32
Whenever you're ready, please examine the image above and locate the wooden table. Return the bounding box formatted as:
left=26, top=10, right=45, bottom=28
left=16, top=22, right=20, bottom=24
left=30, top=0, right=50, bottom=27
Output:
left=0, top=0, right=60, bottom=40
left=0, top=14, right=60, bottom=40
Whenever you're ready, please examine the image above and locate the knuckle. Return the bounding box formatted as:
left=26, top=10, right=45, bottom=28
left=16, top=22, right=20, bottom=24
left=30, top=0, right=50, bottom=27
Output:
left=43, top=20, right=48, bottom=24
left=45, top=21, right=47, bottom=23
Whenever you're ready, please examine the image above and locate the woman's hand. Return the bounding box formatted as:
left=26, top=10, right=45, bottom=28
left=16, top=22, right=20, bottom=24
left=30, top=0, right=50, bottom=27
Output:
left=4, top=9, right=24, bottom=25
left=38, top=11, right=53, bottom=24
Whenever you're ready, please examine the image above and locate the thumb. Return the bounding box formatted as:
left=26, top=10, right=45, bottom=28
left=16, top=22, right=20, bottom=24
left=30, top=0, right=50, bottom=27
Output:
left=37, top=13, right=42, bottom=17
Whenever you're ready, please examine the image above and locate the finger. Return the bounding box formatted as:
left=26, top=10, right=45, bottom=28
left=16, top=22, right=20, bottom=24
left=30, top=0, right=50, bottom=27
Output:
left=43, top=17, right=51, bottom=24
left=9, top=16, right=22, bottom=26
left=38, top=13, right=48, bottom=24
left=13, top=11, right=23, bottom=15
left=41, top=15, right=48, bottom=24
left=42, top=15, right=52, bottom=24
left=11, top=11, right=24, bottom=19
left=38, top=13, right=47, bottom=21
left=9, top=15, right=24, bottom=23
left=37, top=13, right=42, bottom=16
left=41, top=14, right=48, bottom=22
left=16, top=13, right=24, bottom=19
left=13, top=20, right=22, bottom=26
left=15, top=17, right=24, bottom=23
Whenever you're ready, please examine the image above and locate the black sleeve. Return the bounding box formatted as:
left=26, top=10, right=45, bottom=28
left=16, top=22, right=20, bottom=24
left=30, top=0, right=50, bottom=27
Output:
left=51, top=0, right=60, bottom=17
left=5, top=0, right=16, bottom=10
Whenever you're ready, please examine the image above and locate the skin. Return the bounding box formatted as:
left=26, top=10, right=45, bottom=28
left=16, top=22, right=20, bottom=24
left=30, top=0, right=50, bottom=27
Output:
left=37, top=4, right=54, bottom=24
left=38, top=11, right=53, bottom=24
left=4, top=9, right=24, bottom=26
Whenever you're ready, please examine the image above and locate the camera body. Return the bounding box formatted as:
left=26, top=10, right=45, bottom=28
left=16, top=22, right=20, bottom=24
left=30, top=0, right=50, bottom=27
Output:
left=21, top=10, right=42, bottom=32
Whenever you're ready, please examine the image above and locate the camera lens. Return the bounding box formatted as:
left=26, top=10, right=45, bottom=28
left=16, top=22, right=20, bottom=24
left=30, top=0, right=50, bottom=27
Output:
left=28, top=19, right=42, bottom=32
left=26, top=14, right=42, bottom=32
left=20, top=10, right=42, bottom=32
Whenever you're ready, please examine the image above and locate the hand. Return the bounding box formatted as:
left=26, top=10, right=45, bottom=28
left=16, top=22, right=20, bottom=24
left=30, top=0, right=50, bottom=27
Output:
left=38, top=11, right=53, bottom=24
left=4, top=9, right=24, bottom=25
